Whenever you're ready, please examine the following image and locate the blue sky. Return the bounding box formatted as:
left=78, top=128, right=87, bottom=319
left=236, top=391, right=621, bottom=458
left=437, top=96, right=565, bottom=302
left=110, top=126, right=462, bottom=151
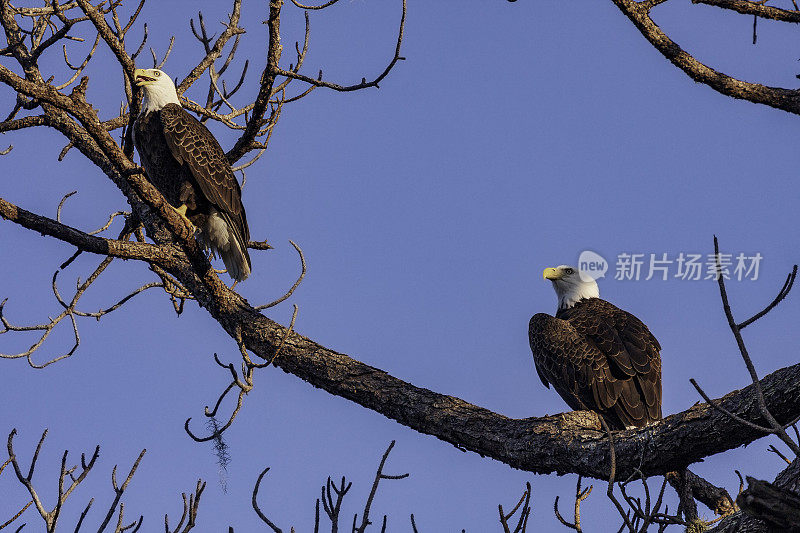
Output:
left=2, top=0, right=799, bottom=530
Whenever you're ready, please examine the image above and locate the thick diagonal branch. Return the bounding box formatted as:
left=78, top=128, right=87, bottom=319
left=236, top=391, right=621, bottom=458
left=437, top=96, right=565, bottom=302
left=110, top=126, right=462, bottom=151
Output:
left=611, top=0, right=800, bottom=115
left=173, top=271, right=800, bottom=482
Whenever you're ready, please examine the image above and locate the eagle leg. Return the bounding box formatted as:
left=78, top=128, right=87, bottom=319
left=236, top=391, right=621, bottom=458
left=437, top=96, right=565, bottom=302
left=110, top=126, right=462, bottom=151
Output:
left=174, top=204, right=196, bottom=233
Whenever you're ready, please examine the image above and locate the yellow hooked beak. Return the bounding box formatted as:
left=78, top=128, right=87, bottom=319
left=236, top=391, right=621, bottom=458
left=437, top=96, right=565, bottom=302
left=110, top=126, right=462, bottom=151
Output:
left=133, top=68, right=155, bottom=87
left=543, top=267, right=562, bottom=281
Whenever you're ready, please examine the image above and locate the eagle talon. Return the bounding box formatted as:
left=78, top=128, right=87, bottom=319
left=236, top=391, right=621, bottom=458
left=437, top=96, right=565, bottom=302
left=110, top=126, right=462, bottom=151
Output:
left=173, top=204, right=195, bottom=232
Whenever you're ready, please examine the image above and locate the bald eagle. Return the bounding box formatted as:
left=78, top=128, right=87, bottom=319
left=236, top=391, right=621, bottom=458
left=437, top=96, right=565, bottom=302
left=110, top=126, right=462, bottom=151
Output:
left=133, top=68, right=251, bottom=281
left=528, top=266, right=662, bottom=429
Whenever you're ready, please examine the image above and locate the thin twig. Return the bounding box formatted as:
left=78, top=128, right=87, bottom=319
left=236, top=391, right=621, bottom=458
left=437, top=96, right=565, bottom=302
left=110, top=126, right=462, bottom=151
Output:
left=255, top=241, right=305, bottom=310
left=251, top=468, right=283, bottom=533
left=354, top=441, right=409, bottom=533
left=274, top=0, right=406, bottom=93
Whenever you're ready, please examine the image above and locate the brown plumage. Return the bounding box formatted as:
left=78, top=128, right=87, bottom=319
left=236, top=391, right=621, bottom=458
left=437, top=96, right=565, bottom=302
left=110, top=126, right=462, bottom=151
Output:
left=133, top=68, right=251, bottom=281
left=529, top=293, right=662, bottom=429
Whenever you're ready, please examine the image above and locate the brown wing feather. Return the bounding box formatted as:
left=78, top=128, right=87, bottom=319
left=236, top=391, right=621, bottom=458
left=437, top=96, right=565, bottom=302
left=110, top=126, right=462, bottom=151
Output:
left=134, top=110, right=188, bottom=207
left=529, top=313, right=608, bottom=418
left=530, top=299, right=662, bottom=429
left=158, top=103, right=250, bottom=246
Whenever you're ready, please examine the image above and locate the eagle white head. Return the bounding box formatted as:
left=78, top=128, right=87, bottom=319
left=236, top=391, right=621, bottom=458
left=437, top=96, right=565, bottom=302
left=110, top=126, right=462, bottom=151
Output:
left=134, top=68, right=180, bottom=114
left=543, top=265, right=600, bottom=310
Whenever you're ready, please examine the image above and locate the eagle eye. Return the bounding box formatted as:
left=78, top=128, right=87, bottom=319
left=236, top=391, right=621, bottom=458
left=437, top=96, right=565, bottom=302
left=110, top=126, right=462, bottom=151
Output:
left=153, top=71, right=161, bottom=77
left=564, top=268, right=574, bottom=274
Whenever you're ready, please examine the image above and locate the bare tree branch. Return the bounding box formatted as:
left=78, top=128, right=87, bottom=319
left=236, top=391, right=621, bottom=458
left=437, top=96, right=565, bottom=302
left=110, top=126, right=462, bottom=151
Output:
left=3, top=2, right=800, bottom=519
left=6, top=428, right=100, bottom=532
left=251, top=468, right=285, bottom=533
left=736, top=474, right=800, bottom=530
left=692, top=0, right=800, bottom=22
left=254, top=240, right=306, bottom=310
left=500, top=481, right=531, bottom=533
left=2, top=429, right=211, bottom=532
left=164, top=480, right=205, bottom=533
left=353, top=441, right=409, bottom=533
left=690, top=237, right=800, bottom=455
left=273, top=0, right=406, bottom=93
left=290, top=0, right=341, bottom=10
left=610, top=0, right=800, bottom=116
left=554, top=477, right=589, bottom=532
left=665, top=470, right=737, bottom=518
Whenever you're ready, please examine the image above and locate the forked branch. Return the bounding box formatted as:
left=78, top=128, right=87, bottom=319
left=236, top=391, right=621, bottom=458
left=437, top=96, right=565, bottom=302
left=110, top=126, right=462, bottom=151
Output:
left=3, top=429, right=211, bottom=532
left=248, top=441, right=410, bottom=533
left=500, top=481, right=532, bottom=533
left=690, top=237, right=800, bottom=456
left=553, top=477, right=589, bottom=532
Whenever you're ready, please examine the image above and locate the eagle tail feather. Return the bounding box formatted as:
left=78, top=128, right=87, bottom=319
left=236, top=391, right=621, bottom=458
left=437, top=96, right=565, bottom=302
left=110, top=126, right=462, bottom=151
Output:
left=203, top=209, right=252, bottom=282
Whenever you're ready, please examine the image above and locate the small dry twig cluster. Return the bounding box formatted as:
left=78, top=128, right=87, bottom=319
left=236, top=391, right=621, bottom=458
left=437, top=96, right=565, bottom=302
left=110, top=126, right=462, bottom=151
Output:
left=236, top=440, right=412, bottom=533
left=184, top=301, right=299, bottom=443
left=1, top=195, right=167, bottom=368
left=1, top=428, right=203, bottom=533
left=2, top=432, right=420, bottom=532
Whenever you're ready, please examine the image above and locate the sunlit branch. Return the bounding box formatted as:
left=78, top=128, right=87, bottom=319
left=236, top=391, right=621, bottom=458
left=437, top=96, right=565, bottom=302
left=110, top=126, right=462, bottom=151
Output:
left=224, top=0, right=282, bottom=164
left=185, top=304, right=299, bottom=442
left=150, top=35, right=174, bottom=69
left=0, top=197, right=173, bottom=263
left=178, top=0, right=244, bottom=94
left=553, top=477, right=590, bottom=532
left=3, top=428, right=209, bottom=532
left=0, top=295, right=82, bottom=368
left=57, top=32, right=100, bottom=89
left=6, top=428, right=100, bottom=532
left=95, top=449, right=146, bottom=533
